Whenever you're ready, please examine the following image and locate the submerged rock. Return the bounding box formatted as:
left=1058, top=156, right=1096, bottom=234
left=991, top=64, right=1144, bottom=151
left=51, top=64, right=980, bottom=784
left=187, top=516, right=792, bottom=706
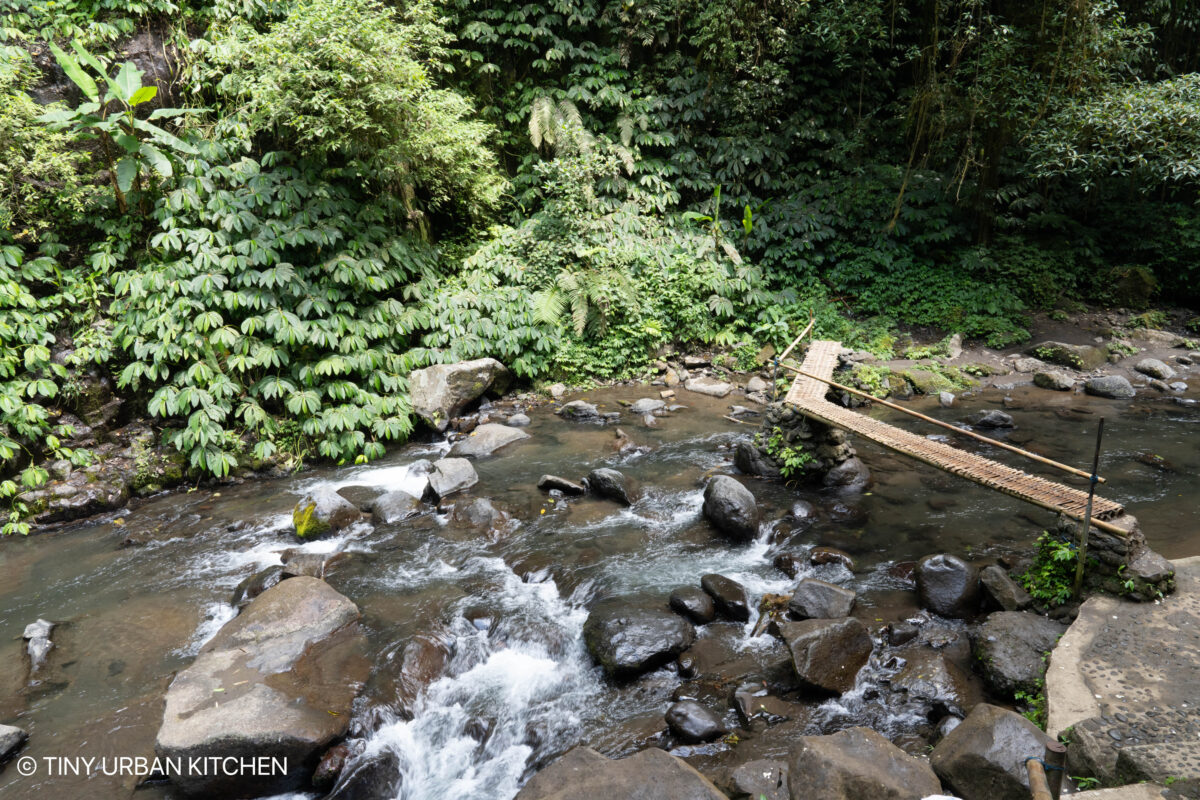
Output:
left=788, top=727, right=942, bottom=800
left=515, top=746, right=726, bottom=800
left=447, top=422, right=530, bottom=457
left=583, top=599, right=695, bottom=680
left=409, top=357, right=511, bottom=431
left=155, top=577, right=369, bottom=797
left=1084, top=375, right=1136, bottom=399
left=971, top=611, right=1065, bottom=698
left=427, top=458, right=479, bottom=499
left=775, top=618, right=871, bottom=694
left=700, top=573, right=751, bottom=622
left=809, top=546, right=854, bottom=571
left=23, top=618, right=54, bottom=672
left=931, top=703, right=1053, bottom=800
left=669, top=586, right=716, bottom=624
left=586, top=468, right=637, bottom=506
left=372, top=489, right=426, bottom=524
left=916, top=554, right=980, bottom=619
left=702, top=475, right=760, bottom=542
left=557, top=400, right=600, bottom=420
left=0, top=724, right=28, bottom=762
left=538, top=474, right=586, bottom=495
left=665, top=700, right=726, bottom=743
left=231, top=566, right=284, bottom=611
left=292, top=488, right=363, bottom=539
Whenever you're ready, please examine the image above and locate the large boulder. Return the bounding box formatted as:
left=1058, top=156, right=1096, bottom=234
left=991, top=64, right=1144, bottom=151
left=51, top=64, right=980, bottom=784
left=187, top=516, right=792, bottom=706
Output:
left=514, top=746, right=726, bottom=800
left=371, top=490, right=426, bottom=524
left=427, top=458, right=478, bottom=499
left=409, top=357, right=511, bottom=431
left=700, top=573, right=751, bottom=622
left=0, top=724, right=27, bottom=761
left=734, top=439, right=782, bottom=478
left=788, top=727, right=942, bottom=800
left=1026, top=341, right=1108, bottom=371
left=1134, top=358, right=1176, bottom=380
left=1033, top=370, right=1074, bottom=391
left=583, top=600, right=695, bottom=680
left=292, top=488, right=363, bottom=539
left=931, top=703, right=1054, bottom=800
left=979, top=565, right=1032, bottom=611
left=665, top=700, right=726, bottom=743
left=684, top=376, right=733, bottom=397
left=1084, top=375, right=1136, bottom=399
left=585, top=468, right=637, bottom=506
left=155, top=578, right=369, bottom=796
left=669, top=586, right=716, bottom=624
left=776, top=618, right=872, bottom=694
left=538, top=474, right=586, bottom=495
left=971, top=611, right=1066, bottom=698
left=557, top=400, right=600, bottom=420
left=702, top=475, right=760, bottom=542
left=888, top=646, right=983, bottom=718
left=788, top=578, right=856, bottom=620
left=447, top=423, right=530, bottom=458
left=916, top=554, right=980, bottom=619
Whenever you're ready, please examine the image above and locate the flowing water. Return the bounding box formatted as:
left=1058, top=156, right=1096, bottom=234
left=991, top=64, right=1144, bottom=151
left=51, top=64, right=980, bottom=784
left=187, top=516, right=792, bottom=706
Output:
left=0, top=384, right=1197, bottom=799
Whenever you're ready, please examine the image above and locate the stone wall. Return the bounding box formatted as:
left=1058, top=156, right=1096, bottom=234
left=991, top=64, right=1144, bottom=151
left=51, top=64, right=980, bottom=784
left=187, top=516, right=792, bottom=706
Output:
left=734, top=401, right=870, bottom=489
left=1053, top=513, right=1176, bottom=600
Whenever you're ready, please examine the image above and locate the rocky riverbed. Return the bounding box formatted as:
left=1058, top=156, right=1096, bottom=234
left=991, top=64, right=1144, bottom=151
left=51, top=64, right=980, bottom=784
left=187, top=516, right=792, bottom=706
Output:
left=1, top=331, right=1199, bottom=800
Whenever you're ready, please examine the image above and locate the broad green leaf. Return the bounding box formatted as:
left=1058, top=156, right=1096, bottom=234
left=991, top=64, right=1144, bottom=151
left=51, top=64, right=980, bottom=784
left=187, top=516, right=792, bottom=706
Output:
left=141, top=143, right=173, bottom=179
left=115, top=156, right=138, bottom=193
left=112, top=62, right=145, bottom=103
left=48, top=42, right=98, bottom=100
left=129, top=85, right=158, bottom=107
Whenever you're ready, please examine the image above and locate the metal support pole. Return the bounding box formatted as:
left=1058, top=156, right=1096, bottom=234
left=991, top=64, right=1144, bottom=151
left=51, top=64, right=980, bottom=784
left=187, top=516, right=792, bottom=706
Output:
left=1044, top=741, right=1067, bottom=799
left=1073, top=418, right=1105, bottom=599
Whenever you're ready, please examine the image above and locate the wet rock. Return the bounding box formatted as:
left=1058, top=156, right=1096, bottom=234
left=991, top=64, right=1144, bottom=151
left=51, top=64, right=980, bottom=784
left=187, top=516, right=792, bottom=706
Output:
left=889, top=561, right=918, bottom=587
left=232, top=566, right=285, bottom=610
left=888, top=646, right=982, bottom=718
left=371, top=489, right=426, bottom=524
left=312, top=742, right=353, bottom=791
left=685, top=376, right=733, bottom=397
left=931, top=703, right=1053, bottom=800
left=292, top=488, right=363, bottom=539
left=733, top=683, right=805, bottom=724
left=669, top=586, right=717, bottom=625
left=557, top=400, right=600, bottom=420
left=968, top=410, right=1015, bottom=429
left=23, top=618, right=54, bottom=672
left=933, top=715, right=961, bottom=743
left=448, top=497, right=511, bottom=537
left=700, top=573, right=751, bottom=622
left=155, top=578, right=369, bottom=797
left=809, top=546, right=855, bottom=571
left=773, top=553, right=806, bottom=579
left=448, top=422, right=530, bottom=458
left=586, top=467, right=637, bottom=506
left=409, top=357, right=511, bottom=431
left=775, top=618, right=872, bottom=694
left=916, top=554, right=980, bottom=619
left=427, top=458, right=479, bottom=499
left=281, top=553, right=326, bottom=579
left=537, top=475, right=586, bottom=495
left=395, top=630, right=456, bottom=714
left=979, top=565, right=1032, bottom=611
left=1033, top=370, right=1074, bottom=391
left=1134, top=358, right=1176, bottom=380
left=326, top=749, right=401, bottom=800
left=788, top=578, right=855, bottom=620
left=823, top=456, right=870, bottom=490
left=887, top=621, right=920, bottom=646
left=0, top=723, right=27, bottom=762
left=730, top=759, right=788, bottom=800
left=733, top=439, right=782, bottom=478
left=665, top=700, right=726, bottom=743
left=583, top=599, right=696, bottom=680
left=1084, top=375, right=1136, bottom=399
left=1027, top=341, right=1108, bottom=371
left=1169, top=380, right=1188, bottom=392
left=971, top=611, right=1065, bottom=699
left=787, top=727, right=942, bottom=800
left=631, top=398, right=667, bottom=415
left=514, top=746, right=726, bottom=800
left=507, top=413, right=531, bottom=427
left=702, top=475, right=760, bottom=542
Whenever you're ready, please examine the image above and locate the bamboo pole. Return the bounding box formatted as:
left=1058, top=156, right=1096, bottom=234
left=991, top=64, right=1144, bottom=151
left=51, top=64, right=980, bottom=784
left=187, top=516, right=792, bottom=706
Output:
left=778, top=311, right=816, bottom=363
left=1026, top=758, right=1054, bottom=800
left=1043, top=742, right=1067, bottom=799
left=781, top=364, right=1106, bottom=484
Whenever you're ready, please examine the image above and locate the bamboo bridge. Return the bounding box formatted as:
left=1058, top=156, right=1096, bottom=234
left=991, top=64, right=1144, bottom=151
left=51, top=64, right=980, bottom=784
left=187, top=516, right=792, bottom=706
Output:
left=783, top=339, right=1130, bottom=536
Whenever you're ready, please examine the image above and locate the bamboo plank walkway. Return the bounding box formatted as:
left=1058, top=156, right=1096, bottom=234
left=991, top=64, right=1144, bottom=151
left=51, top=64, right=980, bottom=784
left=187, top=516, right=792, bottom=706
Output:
left=785, top=341, right=1127, bottom=527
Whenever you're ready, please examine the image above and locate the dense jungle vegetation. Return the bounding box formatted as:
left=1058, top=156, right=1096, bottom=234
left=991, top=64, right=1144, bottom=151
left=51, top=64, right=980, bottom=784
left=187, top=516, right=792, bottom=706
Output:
left=1, top=0, right=1198, bottom=531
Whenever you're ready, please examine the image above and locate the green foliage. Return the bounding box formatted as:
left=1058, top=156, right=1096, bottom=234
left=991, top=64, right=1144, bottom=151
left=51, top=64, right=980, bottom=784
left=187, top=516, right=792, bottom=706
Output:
left=0, top=0, right=179, bottom=44
left=763, top=426, right=814, bottom=480
left=1018, top=533, right=1078, bottom=607
left=1015, top=680, right=1048, bottom=729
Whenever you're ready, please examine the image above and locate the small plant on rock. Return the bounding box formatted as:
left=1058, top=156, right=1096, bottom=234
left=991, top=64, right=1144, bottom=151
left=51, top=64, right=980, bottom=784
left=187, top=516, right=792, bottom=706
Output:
left=1018, top=532, right=1077, bottom=606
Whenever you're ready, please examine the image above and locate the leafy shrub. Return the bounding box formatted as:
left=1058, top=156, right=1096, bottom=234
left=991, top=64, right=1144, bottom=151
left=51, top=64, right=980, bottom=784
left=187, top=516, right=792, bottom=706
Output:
left=1018, top=532, right=1077, bottom=607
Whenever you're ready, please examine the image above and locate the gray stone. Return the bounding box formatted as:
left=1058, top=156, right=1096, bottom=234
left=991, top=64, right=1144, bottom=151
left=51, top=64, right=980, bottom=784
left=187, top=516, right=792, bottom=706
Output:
left=0, top=724, right=28, bottom=761
left=665, top=700, right=726, bottom=743
left=700, top=573, right=751, bottom=622
left=1028, top=341, right=1109, bottom=371
left=583, top=600, right=695, bottom=680
left=548, top=383, right=566, bottom=398
left=730, top=759, right=788, bottom=800
left=1034, top=370, right=1075, bottom=391
left=325, top=750, right=401, bottom=800
left=280, top=552, right=327, bottom=579
left=23, top=618, right=54, bottom=672
left=916, top=554, right=981, bottom=619
left=968, top=410, right=1015, bottom=429
left=557, top=400, right=599, bottom=419
left=669, top=586, right=716, bottom=624
left=447, top=422, right=530, bottom=457
left=537, top=474, right=586, bottom=495
left=506, top=413, right=531, bottom=427
left=788, top=727, right=942, bottom=800
left=939, top=391, right=955, bottom=408
left=514, top=746, right=726, bottom=800
left=586, top=467, right=637, bottom=506
left=823, top=456, right=869, bottom=490
left=232, top=566, right=284, bottom=611
left=630, top=398, right=667, bottom=414
left=155, top=578, right=369, bottom=797
left=371, top=489, right=426, bottom=524
left=702, top=475, right=760, bottom=542
left=427, top=457, right=479, bottom=499
left=1169, top=381, right=1188, bottom=392
left=1013, top=357, right=1048, bottom=373
left=733, top=439, right=782, bottom=478
left=788, top=578, right=856, bottom=619
left=292, top=488, right=363, bottom=539
left=1084, top=375, right=1136, bottom=399
left=776, top=618, right=872, bottom=694
left=746, top=376, right=769, bottom=393
left=979, top=565, right=1032, bottom=611
left=409, top=357, right=511, bottom=431
left=684, top=376, right=733, bottom=397
left=1134, top=358, right=1176, bottom=380
left=931, top=703, right=1054, bottom=800
left=889, top=646, right=983, bottom=718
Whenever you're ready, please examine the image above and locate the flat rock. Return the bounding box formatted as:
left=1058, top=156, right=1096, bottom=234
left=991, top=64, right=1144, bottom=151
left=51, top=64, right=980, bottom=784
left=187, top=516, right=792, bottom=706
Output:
left=684, top=376, right=733, bottom=397
left=1013, top=357, right=1048, bottom=373
left=776, top=617, right=872, bottom=694
left=292, top=488, right=363, bottom=539
left=1134, top=358, right=1176, bottom=380
left=972, top=611, right=1066, bottom=699
left=409, top=357, right=511, bottom=431
left=427, top=457, right=478, bottom=499
left=788, top=578, right=855, bottom=619
left=155, top=577, right=369, bottom=796
left=1085, top=375, right=1136, bottom=399
left=630, top=398, right=667, bottom=414
left=1034, top=370, right=1075, bottom=391
left=372, top=489, right=426, bottom=524
left=448, top=422, right=530, bottom=457
left=931, top=703, right=1053, bottom=800
left=538, top=474, right=586, bottom=495
left=583, top=599, right=696, bottom=680
left=702, top=475, right=759, bottom=542
left=514, top=746, right=726, bottom=800
left=979, top=565, right=1032, bottom=611
left=788, top=727, right=942, bottom=800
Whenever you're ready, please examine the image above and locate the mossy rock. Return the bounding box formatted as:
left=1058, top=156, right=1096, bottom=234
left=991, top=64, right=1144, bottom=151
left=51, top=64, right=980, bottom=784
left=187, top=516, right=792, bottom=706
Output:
left=901, top=367, right=973, bottom=395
